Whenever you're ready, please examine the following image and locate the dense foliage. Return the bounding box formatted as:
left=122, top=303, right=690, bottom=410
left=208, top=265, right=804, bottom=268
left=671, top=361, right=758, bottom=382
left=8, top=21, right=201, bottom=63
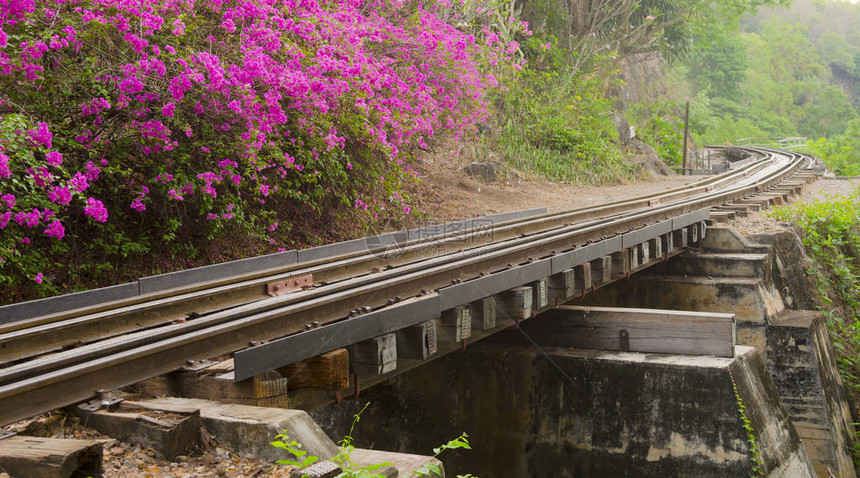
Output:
left=803, top=119, right=860, bottom=176
left=772, top=191, right=860, bottom=453
left=0, top=0, right=519, bottom=297
left=494, top=40, right=632, bottom=184
left=685, top=0, right=860, bottom=147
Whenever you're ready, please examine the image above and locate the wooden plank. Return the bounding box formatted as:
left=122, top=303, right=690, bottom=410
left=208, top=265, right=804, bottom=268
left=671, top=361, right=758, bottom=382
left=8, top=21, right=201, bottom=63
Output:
left=0, top=436, right=103, bottom=478
left=663, top=232, right=674, bottom=253
left=496, top=286, right=532, bottom=321
left=134, top=359, right=289, bottom=407
left=590, top=256, right=612, bottom=285
left=348, top=334, right=397, bottom=375
left=277, top=349, right=349, bottom=391
left=470, top=297, right=496, bottom=331
left=396, top=321, right=437, bottom=360
left=439, top=306, right=472, bottom=343
left=629, top=247, right=639, bottom=269
left=530, top=306, right=735, bottom=357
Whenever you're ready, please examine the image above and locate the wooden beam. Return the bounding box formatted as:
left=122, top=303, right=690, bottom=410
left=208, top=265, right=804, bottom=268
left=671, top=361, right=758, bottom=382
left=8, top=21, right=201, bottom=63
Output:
left=548, top=269, right=577, bottom=304
left=610, top=250, right=630, bottom=280
left=638, top=241, right=650, bottom=265
left=648, top=237, right=663, bottom=260
left=277, top=349, right=349, bottom=391
left=688, top=224, right=699, bottom=244
left=590, top=256, right=612, bottom=285
left=673, top=228, right=688, bottom=248
left=134, top=359, right=289, bottom=408
left=396, top=321, right=437, bottom=360
left=531, top=278, right=549, bottom=310
left=348, top=334, right=397, bottom=375
left=496, top=286, right=533, bottom=321
left=0, top=436, right=103, bottom=478
left=574, top=263, right=592, bottom=294
left=470, top=297, right=496, bottom=331
left=519, top=306, right=735, bottom=357
left=439, top=306, right=471, bottom=343
left=698, top=221, right=708, bottom=241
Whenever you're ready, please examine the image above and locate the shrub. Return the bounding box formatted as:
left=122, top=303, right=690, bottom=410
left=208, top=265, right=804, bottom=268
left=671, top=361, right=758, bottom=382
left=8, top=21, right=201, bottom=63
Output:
left=0, top=0, right=517, bottom=296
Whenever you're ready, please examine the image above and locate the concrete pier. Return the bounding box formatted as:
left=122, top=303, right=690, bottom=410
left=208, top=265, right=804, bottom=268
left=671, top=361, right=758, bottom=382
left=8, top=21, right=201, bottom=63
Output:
left=312, top=343, right=814, bottom=477
left=579, top=226, right=858, bottom=476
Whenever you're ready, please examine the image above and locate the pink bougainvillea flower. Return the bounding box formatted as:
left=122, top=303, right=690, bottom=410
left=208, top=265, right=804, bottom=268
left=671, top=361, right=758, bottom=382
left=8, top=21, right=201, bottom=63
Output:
left=33, top=272, right=43, bottom=284
left=43, top=220, right=65, bottom=239
left=83, top=197, right=108, bottom=222
left=29, top=122, right=52, bottom=148
left=48, top=186, right=72, bottom=205
left=45, top=151, right=63, bottom=167
left=0, top=153, right=11, bottom=178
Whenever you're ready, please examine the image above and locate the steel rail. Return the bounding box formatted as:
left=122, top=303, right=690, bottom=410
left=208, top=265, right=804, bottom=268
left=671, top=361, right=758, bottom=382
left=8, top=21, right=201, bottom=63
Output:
left=2, top=149, right=768, bottom=330
left=0, top=150, right=805, bottom=376
left=0, top=152, right=777, bottom=361
left=0, top=148, right=810, bottom=425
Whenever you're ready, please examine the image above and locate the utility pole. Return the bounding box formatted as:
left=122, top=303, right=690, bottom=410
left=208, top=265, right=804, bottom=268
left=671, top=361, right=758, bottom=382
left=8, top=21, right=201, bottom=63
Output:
left=682, top=101, right=690, bottom=175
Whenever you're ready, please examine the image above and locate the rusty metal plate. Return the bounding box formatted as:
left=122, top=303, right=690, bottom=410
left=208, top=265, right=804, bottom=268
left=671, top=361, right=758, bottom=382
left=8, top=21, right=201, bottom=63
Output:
left=267, top=274, right=313, bottom=296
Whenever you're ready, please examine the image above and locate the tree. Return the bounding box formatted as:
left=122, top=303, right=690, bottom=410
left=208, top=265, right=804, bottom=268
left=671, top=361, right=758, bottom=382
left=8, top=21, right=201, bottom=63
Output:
left=688, top=27, right=747, bottom=101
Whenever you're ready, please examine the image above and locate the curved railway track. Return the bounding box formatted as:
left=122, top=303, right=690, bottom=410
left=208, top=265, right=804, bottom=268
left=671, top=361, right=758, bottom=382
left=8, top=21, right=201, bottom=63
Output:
left=0, top=147, right=818, bottom=426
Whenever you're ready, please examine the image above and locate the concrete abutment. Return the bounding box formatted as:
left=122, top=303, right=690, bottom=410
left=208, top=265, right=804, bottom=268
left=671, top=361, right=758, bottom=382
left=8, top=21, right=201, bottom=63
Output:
left=578, top=226, right=857, bottom=476
left=312, top=344, right=813, bottom=477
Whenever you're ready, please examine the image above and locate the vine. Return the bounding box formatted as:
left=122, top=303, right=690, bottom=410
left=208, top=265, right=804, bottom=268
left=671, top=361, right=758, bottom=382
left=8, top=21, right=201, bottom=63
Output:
left=730, top=372, right=764, bottom=477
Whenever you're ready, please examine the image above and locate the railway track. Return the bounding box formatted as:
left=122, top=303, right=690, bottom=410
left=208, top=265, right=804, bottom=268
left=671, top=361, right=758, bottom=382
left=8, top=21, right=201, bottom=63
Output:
left=0, top=147, right=817, bottom=426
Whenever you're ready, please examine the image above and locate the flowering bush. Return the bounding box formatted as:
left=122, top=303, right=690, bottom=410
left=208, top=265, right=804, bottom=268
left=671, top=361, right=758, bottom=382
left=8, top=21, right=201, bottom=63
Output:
left=0, top=0, right=517, bottom=295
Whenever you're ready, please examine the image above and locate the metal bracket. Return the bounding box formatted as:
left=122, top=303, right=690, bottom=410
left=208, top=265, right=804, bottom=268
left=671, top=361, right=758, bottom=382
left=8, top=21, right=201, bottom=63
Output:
left=78, top=397, right=124, bottom=412
left=181, top=359, right=218, bottom=372
left=267, top=274, right=313, bottom=296
left=0, top=431, right=16, bottom=440
left=648, top=199, right=661, bottom=206
left=619, top=329, right=630, bottom=352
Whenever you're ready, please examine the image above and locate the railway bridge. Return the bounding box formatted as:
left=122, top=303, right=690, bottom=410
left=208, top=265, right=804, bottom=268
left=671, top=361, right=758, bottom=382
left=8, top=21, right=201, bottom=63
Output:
left=0, top=147, right=854, bottom=477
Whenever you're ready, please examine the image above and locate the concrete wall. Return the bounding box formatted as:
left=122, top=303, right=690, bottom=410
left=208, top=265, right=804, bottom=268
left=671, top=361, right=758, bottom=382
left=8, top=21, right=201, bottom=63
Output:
left=768, top=312, right=857, bottom=477
left=312, top=344, right=813, bottom=477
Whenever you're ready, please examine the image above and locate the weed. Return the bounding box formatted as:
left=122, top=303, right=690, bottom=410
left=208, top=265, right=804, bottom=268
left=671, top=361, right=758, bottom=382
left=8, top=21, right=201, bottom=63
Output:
left=729, top=372, right=764, bottom=477
left=271, top=403, right=476, bottom=478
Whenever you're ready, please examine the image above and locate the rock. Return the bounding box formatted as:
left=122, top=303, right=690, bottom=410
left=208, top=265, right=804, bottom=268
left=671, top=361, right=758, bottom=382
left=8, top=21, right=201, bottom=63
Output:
left=622, top=139, right=673, bottom=178
left=462, top=162, right=499, bottom=183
